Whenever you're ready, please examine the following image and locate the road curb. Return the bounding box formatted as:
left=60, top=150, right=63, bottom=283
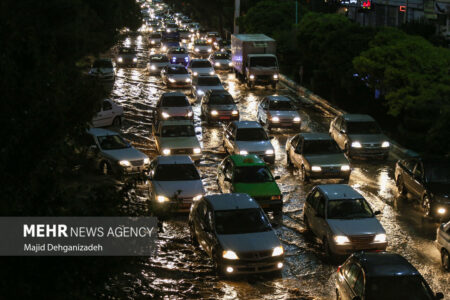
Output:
left=279, top=74, right=418, bottom=159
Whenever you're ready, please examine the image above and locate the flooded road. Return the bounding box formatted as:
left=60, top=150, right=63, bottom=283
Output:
left=100, top=34, right=449, bottom=299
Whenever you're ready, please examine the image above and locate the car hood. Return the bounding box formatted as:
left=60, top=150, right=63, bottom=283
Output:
left=197, top=85, right=224, bottom=93
left=102, top=147, right=147, bottom=161
left=118, top=54, right=136, bottom=59
left=348, top=134, right=388, bottom=144
left=427, top=183, right=450, bottom=201
left=161, top=106, right=192, bottom=116
left=153, top=180, right=204, bottom=198
left=213, top=59, right=231, bottom=64
left=168, top=74, right=190, bottom=80
left=191, top=67, right=214, bottom=74
left=234, top=182, right=280, bottom=197
left=304, top=153, right=349, bottom=166
left=159, top=137, right=200, bottom=149
left=195, top=45, right=212, bottom=50
left=327, top=218, right=385, bottom=236
left=217, top=231, right=280, bottom=253
left=268, top=110, right=299, bottom=118
left=209, top=104, right=237, bottom=111
left=235, top=140, right=273, bottom=152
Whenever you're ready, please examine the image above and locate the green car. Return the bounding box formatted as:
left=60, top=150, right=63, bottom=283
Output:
left=217, top=154, right=282, bottom=214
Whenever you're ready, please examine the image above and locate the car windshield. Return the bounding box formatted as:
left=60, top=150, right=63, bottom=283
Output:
left=235, top=128, right=268, bottom=141
left=93, top=60, right=113, bottom=68
left=269, top=100, right=293, bottom=110
left=119, top=48, right=135, bottom=54
left=97, top=135, right=130, bottom=150
left=209, top=94, right=234, bottom=105
left=161, top=96, right=189, bottom=107
left=303, top=140, right=342, bottom=155
left=197, top=77, right=221, bottom=86
left=150, top=33, right=162, bottom=38
left=425, top=164, right=450, bottom=183
left=327, top=199, right=374, bottom=219
left=234, top=166, right=274, bottom=183
left=153, top=163, right=200, bottom=181
left=346, top=121, right=381, bottom=134
left=215, top=208, right=272, bottom=235
left=151, top=55, right=169, bottom=62
left=167, top=67, right=188, bottom=74
left=214, top=53, right=229, bottom=59
left=161, top=125, right=195, bottom=137
left=366, top=276, right=434, bottom=300
left=169, top=48, right=186, bottom=54
left=195, top=40, right=208, bottom=46
left=191, top=61, right=212, bottom=68
left=250, top=57, right=277, bottom=68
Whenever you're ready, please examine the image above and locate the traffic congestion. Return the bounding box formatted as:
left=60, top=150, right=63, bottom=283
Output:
left=87, top=0, right=450, bottom=298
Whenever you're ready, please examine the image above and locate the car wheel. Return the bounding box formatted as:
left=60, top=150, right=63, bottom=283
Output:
left=442, top=249, right=450, bottom=271
left=301, top=165, right=309, bottom=182
left=286, top=153, right=293, bottom=167
left=189, top=223, right=199, bottom=247
left=397, top=176, right=407, bottom=197
left=112, top=116, right=122, bottom=127
left=422, top=196, right=432, bottom=217
left=100, top=161, right=111, bottom=176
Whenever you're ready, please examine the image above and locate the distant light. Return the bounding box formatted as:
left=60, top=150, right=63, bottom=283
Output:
left=399, top=5, right=406, bottom=12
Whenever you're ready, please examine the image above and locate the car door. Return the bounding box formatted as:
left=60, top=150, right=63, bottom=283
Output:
left=201, top=92, right=209, bottom=116
left=306, top=189, right=323, bottom=237
left=339, top=262, right=364, bottom=300
left=148, top=160, right=158, bottom=198
left=204, top=206, right=217, bottom=257
left=223, top=123, right=235, bottom=153
left=218, top=159, right=233, bottom=193
left=293, top=136, right=305, bottom=168
left=195, top=201, right=209, bottom=250
left=409, top=161, right=425, bottom=197
left=332, top=117, right=345, bottom=150
left=258, top=98, right=267, bottom=123
left=288, top=135, right=300, bottom=167
left=312, top=195, right=327, bottom=239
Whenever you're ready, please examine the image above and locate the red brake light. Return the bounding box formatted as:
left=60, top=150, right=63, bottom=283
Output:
left=337, top=265, right=342, bottom=274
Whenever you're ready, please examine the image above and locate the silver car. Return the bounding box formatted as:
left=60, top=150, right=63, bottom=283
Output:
left=303, top=184, right=387, bottom=257
left=192, top=39, right=212, bottom=57
left=257, top=96, right=301, bottom=130
left=187, top=59, right=215, bottom=77
left=153, top=92, right=193, bottom=123
left=436, top=221, right=450, bottom=271
left=191, top=75, right=225, bottom=101
left=161, top=64, right=191, bottom=88
left=88, top=58, right=115, bottom=81
left=209, top=52, right=232, bottom=71
left=329, top=114, right=390, bottom=160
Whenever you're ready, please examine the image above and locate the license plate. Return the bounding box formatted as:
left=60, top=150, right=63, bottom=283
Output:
left=220, top=116, right=230, bottom=120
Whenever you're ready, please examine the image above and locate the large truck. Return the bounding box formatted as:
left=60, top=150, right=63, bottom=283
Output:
left=231, top=34, right=279, bottom=89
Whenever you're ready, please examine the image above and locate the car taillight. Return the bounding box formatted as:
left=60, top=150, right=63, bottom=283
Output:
left=337, top=265, right=342, bottom=274
left=271, top=195, right=281, bottom=200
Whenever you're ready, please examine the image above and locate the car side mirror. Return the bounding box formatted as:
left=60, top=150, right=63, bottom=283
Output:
left=274, top=175, right=281, bottom=180
left=374, top=210, right=381, bottom=215
left=435, top=292, right=444, bottom=299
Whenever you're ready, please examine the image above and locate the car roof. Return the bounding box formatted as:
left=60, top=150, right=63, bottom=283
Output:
left=155, top=155, right=193, bottom=164
left=205, top=193, right=260, bottom=211
left=161, top=91, right=186, bottom=98
left=317, top=184, right=363, bottom=200
left=207, top=89, right=230, bottom=95
left=88, top=128, right=120, bottom=137
left=159, top=120, right=194, bottom=126
left=342, top=114, right=375, bottom=122
left=301, top=133, right=333, bottom=141
left=232, top=121, right=262, bottom=129
left=265, top=95, right=291, bottom=102
left=353, top=252, right=420, bottom=277
left=190, top=58, right=209, bottom=62
left=229, top=154, right=266, bottom=167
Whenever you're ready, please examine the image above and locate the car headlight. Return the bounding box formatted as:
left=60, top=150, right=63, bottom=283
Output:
left=293, top=117, right=301, bottom=122
left=311, top=166, right=322, bottom=172
left=185, top=78, right=191, bottom=83
left=187, top=111, right=193, bottom=117
left=351, top=141, right=362, bottom=148
left=381, top=141, right=390, bottom=148
left=222, top=250, right=239, bottom=260
left=150, top=65, right=156, bottom=70
left=209, top=71, right=215, bottom=75
left=161, top=112, right=170, bottom=119
left=231, top=110, right=238, bottom=115
left=162, top=148, right=171, bottom=155
left=239, top=150, right=248, bottom=155
left=166, top=29, right=171, bottom=32
left=341, top=165, right=350, bottom=171
left=151, top=40, right=155, bottom=44
left=334, top=235, right=350, bottom=245
left=162, top=46, right=167, bottom=51
left=193, top=71, right=198, bottom=76
left=193, top=194, right=203, bottom=201
left=228, top=62, right=233, bottom=67
left=208, top=48, right=212, bottom=52
left=211, top=110, right=218, bottom=116
left=144, top=158, right=150, bottom=164
left=197, top=90, right=204, bottom=96
left=249, top=74, right=255, bottom=80
left=273, top=74, right=278, bottom=79
left=215, top=62, right=221, bottom=67
left=437, top=207, right=447, bottom=215
left=271, top=116, right=279, bottom=122
left=373, top=233, right=387, bottom=243
left=207, top=39, right=212, bottom=43
left=195, top=48, right=200, bottom=52
left=156, top=195, right=170, bottom=203
left=265, top=149, right=274, bottom=155
left=168, top=78, right=176, bottom=83
left=272, top=246, right=284, bottom=257
left=119, top=160, right=131, bottom=167
left=117, top=57, right=123, bottom=63
left=193, top=147, right=201, bottom=154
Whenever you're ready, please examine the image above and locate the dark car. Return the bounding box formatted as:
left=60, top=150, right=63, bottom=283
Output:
left=200, top=90, right=239, bottom=124
left=395, top=158, right=450, bottom=219
left=116, top=47, right=138, bottom=67
left=336, top=252, right=444, bottom=300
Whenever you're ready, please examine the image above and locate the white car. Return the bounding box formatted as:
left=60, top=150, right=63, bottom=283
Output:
left=153, top=92, right=193, bottom=123
left=192, top=39, right=212, bottom=57
left=92, top=99, right=124, bottom=128
left=303, top=184, right=387, bottom=257
left=88, top=58, right=115, bottom=81
left=86, top=128, right=150, bottom=176
left=209, top=52, right=232, bottom=71
left=149, top=155, right=205, bottom=214
left=223, top=121, right=275, bottom=164
left=147, top=54, right=170, bottom=75
left=191, top=75, right=225, bottom=101
left=187, top=59, right=215, bottom=77
left=153, top=120, right=202, bottom=162
left=161, top=64, right=191, bottom=88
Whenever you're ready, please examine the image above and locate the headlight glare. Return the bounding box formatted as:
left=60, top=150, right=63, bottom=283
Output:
left=334, top=235, right=350, bottom=245
left=144, top=158, right=150, bottom=164
left=382, top=141, right=390, bottom=148
left=271, top=116, right=279, bottom=122
left=193, top=194, right=203, bottom=201
left=156, top=195, right=169, bottom=203
left=272, top=246, right=284, bottom=256
left=351, top=141, right=362, bottom=148
left=232, top=110, right=238, bottom=115
left=293, top=117, right=301, bottom=122
left=162, top=148, right=171, bottom=155
left=168, top=78, right=176, bottom=83
left=211, top=110, right=218, bottom=116
left=161, top=112, right=170, bottom=119
left=119, top=160, right=131, bottom=167
left=193, top=147, right=201, bottom=154
left=374, top=233, right=387, bottom=243
left=239, top=150, right=248, bottom=155
left=265, top=149, right=274, bottom=155
left=222, top=250, right=239, bottom=260
left=311, top=166, right=322, bottom=172
left=215, top=62, right=221, bottom=67
left=341, top=165, right=350, bottom=171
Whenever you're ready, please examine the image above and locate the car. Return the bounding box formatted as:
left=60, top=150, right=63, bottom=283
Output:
left=88, top=58, right=115, bottom=81
left=161, top=64, right=191, bottom=88
left=257, top=96, right=301, bottom=130
left=148, top=155, right=204, bottom=215
left=209, top=51, right=232, bottom=71
left=189, top=193, right=284, bottom=275
left=200, top=90, right=239, bottom=124
left=336, top=252, right=444, bottom=300
left=153, top=92, right=193, bottom=123
left=178, top=29, right=191, bottom=44
left=153, top=120, right=202, bottom=162
left=164, top=22, right=178, bottom=33
left=192, top=39, right=213, bottom=57
left=85, top=128, right=150, bottom=176
left=286, top=133, right=351, bottom=183
left=116, top=47, right=138, bottom=67
left=161, top=38, right=180, bottom=52
left=329, top=114, right=390, bottom=160
left=92, top=99, right=123, bottom=128
left=147, top=54, right=170, bottom=75
left=206, top=32, right=222, bottom=48
left=191, top=75, right=225, bottom=101
left=223, top=121, right=275, bottom=164
left=148, top=32, right=162, bottom=47
left=187, top=59, right=215, bottom=77
left=395, top=158, right=450, bottom=218
left=167, top=47, right=190, bottom=66
left=188, top=22, right=200, bottom=33
left=217, top=155, right=282, bottom=214
left=217, top=39, right=231, bottom=54
left=303, top=184, right=386, bottom=257
left=146, top=20, right=160, bottom=33
left=436, top=221, right=450, bottom=271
